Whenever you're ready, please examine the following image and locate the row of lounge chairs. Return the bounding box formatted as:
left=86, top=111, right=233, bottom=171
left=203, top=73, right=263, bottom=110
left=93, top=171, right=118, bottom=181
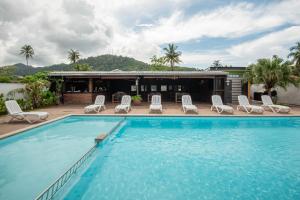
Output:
left=84, top=94, right=291, bottom=114
left=3, top=94, right=290, bottom=123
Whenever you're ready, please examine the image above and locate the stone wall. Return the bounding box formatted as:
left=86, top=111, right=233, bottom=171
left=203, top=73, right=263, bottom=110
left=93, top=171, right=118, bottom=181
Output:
left=63, top=93, right=93, bottom=104
left=0, top=83, right=25, bottom=99
left=251, top=84, right=300, bottom=105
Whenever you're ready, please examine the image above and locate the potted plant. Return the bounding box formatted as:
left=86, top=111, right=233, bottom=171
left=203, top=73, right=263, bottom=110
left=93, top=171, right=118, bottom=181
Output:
left=132, top=95, right=142, bottom=106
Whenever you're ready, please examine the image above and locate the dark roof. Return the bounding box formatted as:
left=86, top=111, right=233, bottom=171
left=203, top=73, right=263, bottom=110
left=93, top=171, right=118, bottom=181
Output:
left=49, top=70, right=228, bottom=78
left=209, top=67, right=246, bottom=71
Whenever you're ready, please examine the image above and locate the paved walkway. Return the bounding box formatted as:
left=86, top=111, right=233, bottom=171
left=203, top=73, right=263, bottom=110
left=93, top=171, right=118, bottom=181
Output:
left=1, top=103, right=300, bottom=136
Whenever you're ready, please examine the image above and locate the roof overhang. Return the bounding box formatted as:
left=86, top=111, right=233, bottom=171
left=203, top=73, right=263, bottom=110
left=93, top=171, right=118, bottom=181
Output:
left=49, top=71, right=228, bottom=79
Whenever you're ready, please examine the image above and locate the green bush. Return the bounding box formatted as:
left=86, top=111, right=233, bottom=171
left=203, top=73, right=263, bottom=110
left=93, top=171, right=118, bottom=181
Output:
left=0, top=94, right=6, bottom=114
left=131, top=95, right=142, bottom=101
left=17, top=98, right=33, bottom=111
left=0, top=76, right=12, bottom=83
left=41, top=91, right=57, bottom=106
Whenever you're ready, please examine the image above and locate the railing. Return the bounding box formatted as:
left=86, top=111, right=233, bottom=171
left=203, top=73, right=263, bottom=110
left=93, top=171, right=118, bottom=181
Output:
left=35, top=145, right=96, bottom=200
left=35, top=117, right=126, bottom=200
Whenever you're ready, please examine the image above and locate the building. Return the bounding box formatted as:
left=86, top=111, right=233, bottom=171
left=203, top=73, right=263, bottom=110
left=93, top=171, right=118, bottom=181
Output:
left=209, top=66, right=248, bottom=103
left=49, top=70, right=231, bottom=104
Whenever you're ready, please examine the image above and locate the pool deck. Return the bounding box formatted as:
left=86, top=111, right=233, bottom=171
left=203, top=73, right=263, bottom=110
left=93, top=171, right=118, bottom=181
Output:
left=1, top=102, right=300, bottom=137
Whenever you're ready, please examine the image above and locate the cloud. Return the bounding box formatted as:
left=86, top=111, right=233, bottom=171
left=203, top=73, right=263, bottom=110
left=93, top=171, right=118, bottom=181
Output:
left=136, top=24, right=153, bottom=27
left=228, top=26, right=300, bottom=62
left=0, top=0, right=32, bottom=22
left=0, top=0, right=299, bottom=67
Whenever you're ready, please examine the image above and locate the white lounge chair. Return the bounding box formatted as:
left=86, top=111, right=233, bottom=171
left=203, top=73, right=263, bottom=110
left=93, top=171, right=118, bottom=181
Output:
left=261, top=95, right=290, bottom=113
left=5, top=100, right=49, bottom=123
left=182, top=95, right=198, bottom=113
left=149, top=95, right=163, bottom=113
left=237, top=95, right=264, bottom=114
left=211, top=95, right=234, bottom=114
left=115, top=95, right=131, bottom=113
left=84, top=95, right=106, bottom=113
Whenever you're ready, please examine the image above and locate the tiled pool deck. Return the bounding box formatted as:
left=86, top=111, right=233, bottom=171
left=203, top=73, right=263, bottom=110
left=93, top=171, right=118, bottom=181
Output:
left=1, top=103, right=300, bottom=137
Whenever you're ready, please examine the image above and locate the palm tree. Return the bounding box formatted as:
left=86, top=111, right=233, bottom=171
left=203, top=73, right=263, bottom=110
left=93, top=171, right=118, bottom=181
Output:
left=20, top=45, right=34, bottom=67
left=150, top=55, right=158, bottom=64
left=244, top=55, right=299, bottom=95
left=163, top=44, right=181, bottom=71
left=288, top=42, right=300, bottom=75
left=211, top=60, right=222, bottom=68
left=68, top=49, right=80, bottom=64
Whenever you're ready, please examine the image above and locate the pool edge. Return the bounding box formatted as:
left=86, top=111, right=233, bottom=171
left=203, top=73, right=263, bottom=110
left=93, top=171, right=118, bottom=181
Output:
left=1, top=113, right=300, bottom=140
left=0, top=114, right=72, bottom=140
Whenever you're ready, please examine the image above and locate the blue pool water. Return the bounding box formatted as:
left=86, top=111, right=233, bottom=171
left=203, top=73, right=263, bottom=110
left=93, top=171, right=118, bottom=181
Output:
left=0, top=116, right=123, bottom=200
left=59, top=117, right=300, bottom=200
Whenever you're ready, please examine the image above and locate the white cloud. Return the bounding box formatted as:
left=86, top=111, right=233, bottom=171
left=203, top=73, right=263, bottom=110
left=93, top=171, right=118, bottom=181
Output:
left=0, top=0, right=299, bottom=68
left=136, top=24, right=153, bottom=27
left=228, top=26, right=300, bottom=63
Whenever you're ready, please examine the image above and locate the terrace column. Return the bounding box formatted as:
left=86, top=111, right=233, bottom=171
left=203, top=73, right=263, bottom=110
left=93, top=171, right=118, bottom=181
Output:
left=88, top=78, right=93, bottom=93
left=136, top=78, right=139, bottom=95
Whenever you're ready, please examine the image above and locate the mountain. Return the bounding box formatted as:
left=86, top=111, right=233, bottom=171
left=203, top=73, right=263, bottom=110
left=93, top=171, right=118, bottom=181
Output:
left=77, top=55, right=150, bottom=71
left=2, top=54, right=196, bottom=76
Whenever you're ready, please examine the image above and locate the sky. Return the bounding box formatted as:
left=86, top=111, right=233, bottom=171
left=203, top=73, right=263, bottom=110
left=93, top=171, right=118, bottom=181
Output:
left=0, top=0, right=299, bottom=69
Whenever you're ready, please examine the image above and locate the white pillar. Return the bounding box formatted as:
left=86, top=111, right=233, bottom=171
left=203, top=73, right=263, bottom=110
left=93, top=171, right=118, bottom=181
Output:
left=135, top=78, right=139, bottom=95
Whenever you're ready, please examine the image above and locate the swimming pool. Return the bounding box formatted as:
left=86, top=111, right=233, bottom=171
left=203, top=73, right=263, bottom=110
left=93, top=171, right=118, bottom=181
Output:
left=1, top=116, right=300, bottom=200
left=57, top=116, right=300, bottom=200
left=0, top=116, right=123, bottom=200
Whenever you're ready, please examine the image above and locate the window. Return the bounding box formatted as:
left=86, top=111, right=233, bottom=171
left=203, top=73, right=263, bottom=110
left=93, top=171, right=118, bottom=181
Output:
left=65, top=78, right=89, bottom=93
left=161, top=85, right=167, bottom=91
left=177, top=85, right=182, bottom=91
left=215, top=79, right=224, bottom=90
left=131, top=85, right=137, bottom=92
left=151, top=85, right=157, bottom=92
left=168, top=85, right=173, bottom=91
left=141, top=85, right=147, bottom=92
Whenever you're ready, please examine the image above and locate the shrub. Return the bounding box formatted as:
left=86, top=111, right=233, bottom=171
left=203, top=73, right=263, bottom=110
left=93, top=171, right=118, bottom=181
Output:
left=17, top=98, right=33, bottom=110
left=0, top=94, right=6, bottom=114
left=41, top=91, right=57, bottom=106
left=0, top=76, right=12, bottom=83
left=131, top=95, right=142, bottom=101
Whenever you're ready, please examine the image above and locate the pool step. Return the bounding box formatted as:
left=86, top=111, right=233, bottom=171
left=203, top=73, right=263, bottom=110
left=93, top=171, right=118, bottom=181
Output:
left=95, top=133, right=107, bottom=143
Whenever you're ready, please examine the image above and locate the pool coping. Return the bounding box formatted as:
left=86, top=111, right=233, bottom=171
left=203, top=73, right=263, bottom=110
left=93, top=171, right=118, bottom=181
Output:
left=1, top=113, right=300, bottom=140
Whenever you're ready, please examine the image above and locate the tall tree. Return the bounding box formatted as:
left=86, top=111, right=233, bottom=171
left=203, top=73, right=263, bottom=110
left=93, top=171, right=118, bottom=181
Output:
left=20, top=45, right=34, bottom=67
left=68, top=49, right=80, bottom=64
left=211, top=60, right=222, bottom=68
left=244, top=55, right=299, bottom=95
left=288, top=42, right=300, bottom=75
left=163, top=44, right=182, bottom=71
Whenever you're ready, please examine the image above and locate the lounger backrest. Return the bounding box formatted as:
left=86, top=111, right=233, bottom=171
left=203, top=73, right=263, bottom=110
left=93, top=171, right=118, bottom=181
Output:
left=182, top=95, right=192, bottom=105
left=211, top=95, right=223, bottom=106
left=151, top=95, right=161, bottom=105
left=261, top=95, right=274, bottom=106
left=94, top=95, right=105, bottom=105
left=238, top=95, right=250, bottom=106
left=5, top=100, right=23, bottom=115
left=121, top=95, right=131, bottom=105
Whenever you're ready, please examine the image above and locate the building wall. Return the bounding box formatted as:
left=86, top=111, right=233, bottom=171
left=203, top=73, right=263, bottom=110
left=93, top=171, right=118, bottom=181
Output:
left=227, top=77, right=242, bottom=104
left=0, top=83, right=25, bottom=99
left=251, top=84, right=300, bottom=105
left=63, top=93, right=93, bottom=104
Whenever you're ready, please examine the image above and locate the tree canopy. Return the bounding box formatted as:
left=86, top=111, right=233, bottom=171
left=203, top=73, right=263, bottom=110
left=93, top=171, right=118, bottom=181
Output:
left=288, top=42, right=300, bottom=75
left=20, top=45, right=34, bottom=67
left=244, top=55, right=299, bottom=94
left=163, top=44, right=182, bottom=71
left=68, top=49, right=80, bottom=64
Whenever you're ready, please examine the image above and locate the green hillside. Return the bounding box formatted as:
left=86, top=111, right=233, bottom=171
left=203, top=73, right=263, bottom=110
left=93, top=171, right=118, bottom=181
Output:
left=1, top=54, right=196, bottom=76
